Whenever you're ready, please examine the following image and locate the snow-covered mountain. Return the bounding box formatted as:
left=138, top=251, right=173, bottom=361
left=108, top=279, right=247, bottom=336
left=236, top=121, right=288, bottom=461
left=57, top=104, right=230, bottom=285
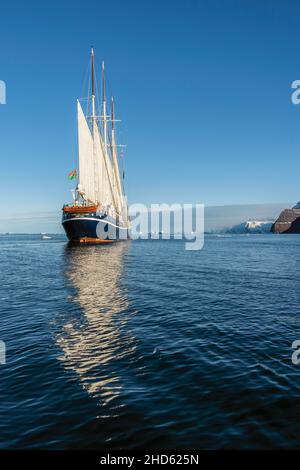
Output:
left=226, top=220, right=274, bottom=234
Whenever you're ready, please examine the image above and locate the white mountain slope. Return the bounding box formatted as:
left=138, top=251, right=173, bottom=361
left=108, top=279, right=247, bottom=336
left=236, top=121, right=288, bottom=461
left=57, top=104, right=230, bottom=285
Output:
left=226, top=220, right=274, bottom=234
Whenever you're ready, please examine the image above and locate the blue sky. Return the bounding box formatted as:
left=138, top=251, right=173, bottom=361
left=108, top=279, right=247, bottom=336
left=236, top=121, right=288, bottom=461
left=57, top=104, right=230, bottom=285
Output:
left=1, top=0, right=300, bottom=225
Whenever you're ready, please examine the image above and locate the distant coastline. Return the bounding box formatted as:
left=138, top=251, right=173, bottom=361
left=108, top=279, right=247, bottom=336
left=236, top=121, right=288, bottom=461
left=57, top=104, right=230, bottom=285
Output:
left=0, top=203, right=290, bottom=234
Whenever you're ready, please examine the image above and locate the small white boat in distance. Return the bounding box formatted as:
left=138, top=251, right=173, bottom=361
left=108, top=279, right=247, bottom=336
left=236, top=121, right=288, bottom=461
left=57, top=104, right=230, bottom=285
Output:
left=41, top=234, right=52, bottom=240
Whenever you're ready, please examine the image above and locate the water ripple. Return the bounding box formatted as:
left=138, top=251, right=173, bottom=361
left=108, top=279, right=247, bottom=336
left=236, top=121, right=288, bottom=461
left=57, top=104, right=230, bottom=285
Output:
left=1, top=234, right=300, bottom=448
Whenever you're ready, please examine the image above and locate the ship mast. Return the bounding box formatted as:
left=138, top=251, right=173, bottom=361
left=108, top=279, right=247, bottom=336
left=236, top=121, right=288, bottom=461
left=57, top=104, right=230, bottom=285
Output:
left=91, top=48, right=95, bottom=118
left=102, top=61, right=107, bottom=149
left=91, top=47, right=98, bottom=203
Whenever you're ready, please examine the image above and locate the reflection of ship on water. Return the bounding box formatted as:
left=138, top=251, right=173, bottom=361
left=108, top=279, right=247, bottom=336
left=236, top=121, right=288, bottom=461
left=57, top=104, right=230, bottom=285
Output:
left=56, top=242, right=136, bottom=408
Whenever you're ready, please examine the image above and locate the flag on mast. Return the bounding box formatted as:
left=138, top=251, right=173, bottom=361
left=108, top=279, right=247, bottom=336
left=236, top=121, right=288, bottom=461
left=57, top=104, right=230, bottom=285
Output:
left=68, top=169, right=77, bottom=180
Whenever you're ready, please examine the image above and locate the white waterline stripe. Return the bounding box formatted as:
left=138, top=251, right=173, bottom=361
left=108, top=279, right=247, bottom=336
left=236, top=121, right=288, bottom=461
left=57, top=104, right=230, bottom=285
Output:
left=62, top=217, right=129, bottom=230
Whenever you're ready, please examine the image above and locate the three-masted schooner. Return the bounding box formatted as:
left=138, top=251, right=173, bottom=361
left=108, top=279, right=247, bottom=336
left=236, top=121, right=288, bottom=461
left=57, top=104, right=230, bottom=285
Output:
left=62, top=48, right=129, bottom=243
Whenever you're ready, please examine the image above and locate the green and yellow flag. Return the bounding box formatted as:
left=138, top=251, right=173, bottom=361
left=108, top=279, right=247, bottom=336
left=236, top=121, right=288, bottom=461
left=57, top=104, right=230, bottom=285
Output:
left=68, top=169, right=77, bottom=180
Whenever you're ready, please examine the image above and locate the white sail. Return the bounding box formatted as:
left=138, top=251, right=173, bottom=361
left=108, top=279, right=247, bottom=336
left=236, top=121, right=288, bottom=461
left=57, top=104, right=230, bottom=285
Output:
left=111, top=128, right=124, bottom=215
left=77, top=98, right=120, bottom=211
left=77, top=100, right=95, bottom=203
left=93, top=123, right=113, bottom=207
left=109, top=98, right=126, bottom=217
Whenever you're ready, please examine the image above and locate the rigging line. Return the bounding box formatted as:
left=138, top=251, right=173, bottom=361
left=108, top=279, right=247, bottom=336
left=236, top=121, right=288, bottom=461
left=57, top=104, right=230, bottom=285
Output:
left=100, top=62, right=120, bottom=209
left=104, top=67, right=127, bottom=200
left=81, top=56, right=91, bottom=117
left=101, top=63, right=126, bottom=145
left=94, top=62, right=101, bottom=120
left=105, top=70, right=127, bottom=138
left=85, top=72, right=91, bottom=121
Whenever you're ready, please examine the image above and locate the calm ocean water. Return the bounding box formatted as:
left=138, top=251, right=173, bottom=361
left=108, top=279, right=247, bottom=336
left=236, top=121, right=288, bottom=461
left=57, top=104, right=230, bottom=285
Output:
left=1, top=234, right=300, bottom=449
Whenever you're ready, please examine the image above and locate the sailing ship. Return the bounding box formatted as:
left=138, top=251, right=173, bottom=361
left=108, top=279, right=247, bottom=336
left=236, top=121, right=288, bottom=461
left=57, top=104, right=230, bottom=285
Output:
left=62, top=48, right=129, bottom=243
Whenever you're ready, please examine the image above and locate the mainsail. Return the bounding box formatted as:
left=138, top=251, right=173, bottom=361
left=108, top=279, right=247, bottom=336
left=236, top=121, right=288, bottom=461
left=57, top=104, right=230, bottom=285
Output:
left=93, top=122, right=115, bottom=208
left=77, top=100, right=95, bottom=203
left=111, top=98, right=125, bottom=216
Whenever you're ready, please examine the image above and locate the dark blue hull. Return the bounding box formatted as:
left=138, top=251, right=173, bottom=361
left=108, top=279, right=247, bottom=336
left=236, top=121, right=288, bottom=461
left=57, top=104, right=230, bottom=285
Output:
left=62, top=215, right=128, bottom=243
